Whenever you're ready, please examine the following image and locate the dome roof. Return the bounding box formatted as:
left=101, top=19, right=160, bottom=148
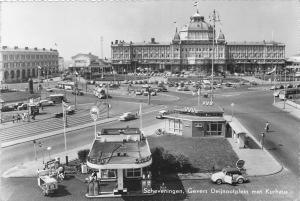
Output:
left=187, top=11, right=213, bottom=32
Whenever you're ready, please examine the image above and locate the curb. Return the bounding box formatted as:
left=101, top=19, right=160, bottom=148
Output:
left=224, top=115, right=284, bottom=177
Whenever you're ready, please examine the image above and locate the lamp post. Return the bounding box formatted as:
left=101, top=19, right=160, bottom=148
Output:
left=231, top=103, right=235, bottom=121
left=47, top=146, right=52, bottom=160
left=283, top=68, right=287, bottom=109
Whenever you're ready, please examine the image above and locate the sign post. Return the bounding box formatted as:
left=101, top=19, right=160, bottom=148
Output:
left=90, top=106, right=99, bottom=138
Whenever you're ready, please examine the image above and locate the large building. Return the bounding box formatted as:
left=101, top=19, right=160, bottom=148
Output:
left=0, top=46, right=59, bottom=83
left=111, top=10, right=285, bottom=74
left=68, top=53, right=111, bottom=78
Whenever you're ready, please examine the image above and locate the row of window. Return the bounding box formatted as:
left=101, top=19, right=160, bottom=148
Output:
left=230, top=53, right=284, bottom=59
left=2, top=54, right=58, bottom=61
left=229, top=46, right=284, bottom=52
left=3, top=61, right=58, bottom=68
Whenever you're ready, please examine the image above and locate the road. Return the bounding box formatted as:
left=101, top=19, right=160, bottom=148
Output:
left=0, top=110, right=162, bottom=174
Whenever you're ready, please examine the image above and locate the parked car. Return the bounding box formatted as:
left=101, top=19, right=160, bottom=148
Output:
left=155, top=110, right=167, bottom=119
left=143, top=91, right=149, bottom=96
left=13, top=102, right=24, bottom=110
left=136, top=90, right=143, bottom=95
left=273, top=90, right=282, bottom=97
left=119, top=112, right=136, bottom=121
left=17, top=103, right=28, bottom=111
left=150, top=91, right=157, bottom=96
left=211, top=167, right=248, bottom=185
left=45, top=88, right=54, bottom=92
left=72, top=89, right=84, bottom=96
left=39, top=100, right=55, bottom=106
left=1, top=105, right=15, bottom=112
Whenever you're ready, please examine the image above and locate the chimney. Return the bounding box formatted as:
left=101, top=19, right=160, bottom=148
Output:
left=115, top=40, right=118, bottom=44
left=2, top=46, right=7, bottom=49
left=34, top=47, right=38, bottom=50
left=14, top=46, right=18, bottom=49
left=42, top=48, right=46, bottom=51
left=151, top=38, right=155, bottom=43
left=111, top=41, right=113, bottom=45
left=25, top=47, right=29, bottom=50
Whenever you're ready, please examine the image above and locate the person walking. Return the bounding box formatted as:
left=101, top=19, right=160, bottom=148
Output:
left=12, top=114, right=15, bottom=123
left=17, top=114, right=21, bottom=122
left=265, top=121, right=270, bottom=133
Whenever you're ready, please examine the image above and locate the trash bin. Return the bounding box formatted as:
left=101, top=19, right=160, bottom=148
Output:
left=81, top=164, right=87, bottom=174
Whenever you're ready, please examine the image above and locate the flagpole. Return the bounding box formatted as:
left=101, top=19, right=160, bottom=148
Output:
left=197, top=88, right=200, bottom=106
left=139, top=103, right=142, bottom=130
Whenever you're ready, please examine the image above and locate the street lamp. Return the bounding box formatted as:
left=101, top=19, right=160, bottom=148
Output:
left=47, top=146, right=52, bottom=160
left=230, top=103, right=235, bottom=121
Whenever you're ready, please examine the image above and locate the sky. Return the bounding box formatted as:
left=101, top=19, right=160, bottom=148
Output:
left=1, top=0, right=299, bottom=60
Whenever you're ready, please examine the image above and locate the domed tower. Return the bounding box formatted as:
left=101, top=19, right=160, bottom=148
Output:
left=179, top=10, right=214, bottom=41
left=173, top=27, right=181, bottom=43
left=217, top=30, right=225, bottom=43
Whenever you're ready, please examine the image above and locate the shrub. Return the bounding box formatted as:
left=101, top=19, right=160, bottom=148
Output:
left=150, top=147, right=194, bottom=176
left=77, top=149, right=90, bottom=163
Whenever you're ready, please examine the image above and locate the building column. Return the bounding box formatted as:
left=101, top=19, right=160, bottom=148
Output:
left=117, top=169, right=123, bottom=190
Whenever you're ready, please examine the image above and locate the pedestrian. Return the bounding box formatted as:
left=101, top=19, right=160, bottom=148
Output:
left=17, top=113, right=21, bottom=122
left=12, top=114, right=15, bottom=123
left=265, top=121, right=270, bottom=133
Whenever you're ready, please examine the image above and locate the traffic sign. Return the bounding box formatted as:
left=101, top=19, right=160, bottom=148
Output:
left=90, top=106, right=99, bottom=121
left=236, top=159, right=245, bottom=169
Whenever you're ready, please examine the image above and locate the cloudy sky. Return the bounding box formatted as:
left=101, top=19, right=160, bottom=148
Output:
left=1, top=0, right=299, bottom=60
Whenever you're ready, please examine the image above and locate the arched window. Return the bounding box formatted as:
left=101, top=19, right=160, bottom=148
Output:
left=10, top=70, right=15, bottom=79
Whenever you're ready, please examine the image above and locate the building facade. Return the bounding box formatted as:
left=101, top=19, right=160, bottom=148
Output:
left=0, top=46, right=59, bottom=83
left=69, top=53, right=111, bottom=78
left=111, top=10, right=285, bottom=74
left=163, top=103, right=226, bottom=137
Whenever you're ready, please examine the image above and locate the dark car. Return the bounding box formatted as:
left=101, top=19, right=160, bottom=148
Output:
left=72, top=90, right=84, bottom=96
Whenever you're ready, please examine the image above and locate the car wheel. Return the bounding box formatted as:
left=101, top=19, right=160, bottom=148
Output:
left=237, top=178, right=244, bottom=184
left=216, top=179, right=222, bottom=185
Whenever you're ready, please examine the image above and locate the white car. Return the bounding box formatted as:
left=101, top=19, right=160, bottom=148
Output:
left=211, top=167, right=248, bottom=185
left=39, top=100, right=54, bottom=106
left=273, top=90, right=282, bottom=97
left=119, top=112, right=136, bottom=121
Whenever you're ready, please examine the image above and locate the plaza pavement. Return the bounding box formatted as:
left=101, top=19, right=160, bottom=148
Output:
left=273, top=100, right=300, bottom=120
left=2, top=116, right=283, bottom=179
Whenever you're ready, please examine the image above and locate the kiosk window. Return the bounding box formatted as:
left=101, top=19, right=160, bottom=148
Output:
left=126, top=168, right=141, bottom=178
left=206, top=123, right=223, bottom=136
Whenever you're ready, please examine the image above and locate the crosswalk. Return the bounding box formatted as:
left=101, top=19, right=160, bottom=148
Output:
left=0, top=105, right=166, bottom=143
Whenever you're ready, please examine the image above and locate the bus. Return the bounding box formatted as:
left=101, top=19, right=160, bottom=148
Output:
left=278, top=88, right=300, bottom=100
left=48, top=94, right=67, bottom=104
left=57, top=81, right=75, bottom=90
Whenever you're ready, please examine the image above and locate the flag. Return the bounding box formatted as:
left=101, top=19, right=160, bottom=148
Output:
left=193, top=1, right=198, bottom=7
left=38, top=66, right=42, bottom=69
left=266, top=66, right=276, bottom=75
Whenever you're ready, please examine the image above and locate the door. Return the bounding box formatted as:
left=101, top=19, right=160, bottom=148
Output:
left=224, top=175, right=233, bottom=184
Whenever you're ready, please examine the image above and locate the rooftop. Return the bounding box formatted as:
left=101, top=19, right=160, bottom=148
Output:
left=88, top=140, right=151, bottom=165
left=100, top=127, right=142, bottom=135
left=173, top=104, right=224, bottom=114
left=164, top=114, right=225, bottom=122
left=1, top=46, right=58, bottom=53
